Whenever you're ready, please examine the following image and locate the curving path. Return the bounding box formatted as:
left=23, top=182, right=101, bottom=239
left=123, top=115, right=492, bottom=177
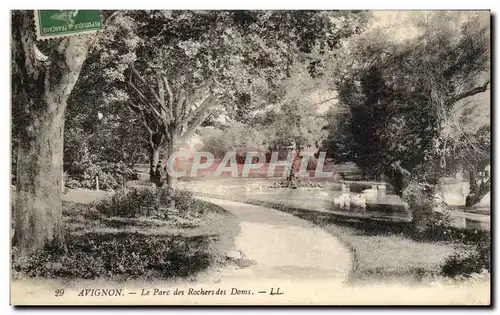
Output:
left=196, top=197, right=353, bottom=285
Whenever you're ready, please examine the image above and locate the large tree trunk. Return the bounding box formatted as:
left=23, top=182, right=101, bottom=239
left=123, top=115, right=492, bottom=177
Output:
left=409, top=178, right=441, bottom=231
left=388, top=170, right=404, bottom=197
left=466, top=168, right=490, bottom=207
left=165, top=133, right=178, bottom=189
left=126, top=63, right=220, bottom=190
left=149, top=146, right=161, bottom=181
left=14, top=99, right=67, bottom=256
left=12, top=11, right=93, bottom=256
left=387, top=162, right=411, bottom=197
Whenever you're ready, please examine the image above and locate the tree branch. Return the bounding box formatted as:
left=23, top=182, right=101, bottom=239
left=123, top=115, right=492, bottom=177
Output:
left=162, top=75, right=174, bottom=120
left=127, top=72, right=149, bottom=104
left=175, top=90, right=186, bottom=124
left=127, top=102, right=156, bottom=149
left=446, top=80, right=490, bottom=106
left=180, top=94, right=215, bottom=128
left=127, top=74, right=164, bottom=122
left=183, top=83, right=210, bottom=115
left=129, top=63, right=165, bottom=112
left=127, top=101, right=144, bottom=114
left=391, top=161, right=411, bottom=177
left=181, top=105, right=219, bottom=140
left=131, top=102, right=169, bottom=148
left=311, top=97, right=338, bottom=107
left=156, top=73, right=165, bottom=109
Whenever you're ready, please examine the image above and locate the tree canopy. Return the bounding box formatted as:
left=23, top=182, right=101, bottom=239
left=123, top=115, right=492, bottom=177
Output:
left=72, top=10, right=368, bottom=186
left=323, top=11, right=490, bottom=202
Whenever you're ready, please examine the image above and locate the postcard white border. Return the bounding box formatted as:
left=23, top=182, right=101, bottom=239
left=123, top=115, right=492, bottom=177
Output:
left=3, top=1, right=497, bottom=314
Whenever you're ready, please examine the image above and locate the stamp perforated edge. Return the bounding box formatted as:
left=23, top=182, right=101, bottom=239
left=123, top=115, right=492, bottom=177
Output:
left=33, top=10, right=103, bottom=41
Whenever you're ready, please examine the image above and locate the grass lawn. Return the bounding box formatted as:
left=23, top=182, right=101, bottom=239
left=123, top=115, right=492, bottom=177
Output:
left=12, top=188, right=240, bottom=282
left=193, top=192, right=474, bottom=284
left=321, top=223, right=458, bottom=284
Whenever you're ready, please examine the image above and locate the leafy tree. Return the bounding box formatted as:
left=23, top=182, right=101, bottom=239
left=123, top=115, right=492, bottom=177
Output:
left=109, top=10, right=367, bottom=187
left=64, top=93, right=148, bottom=186
left=65, top=12, right=152, bottom=175
left=440, top=95, right=490, bottom=207
left=11, top=10, right=107, bottom=255
left=324, top=12, right=490, bottom=207
left=388, top=12, right=490, bottom=204
left=10, top=10, right=131, bottom=256
left=199, top=123, right=267, bottom=160
left=258, top=59, right=335, bottom=151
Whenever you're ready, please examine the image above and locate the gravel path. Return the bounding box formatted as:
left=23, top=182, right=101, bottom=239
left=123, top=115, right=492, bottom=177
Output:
left=195, top=197, right=353, bottom=285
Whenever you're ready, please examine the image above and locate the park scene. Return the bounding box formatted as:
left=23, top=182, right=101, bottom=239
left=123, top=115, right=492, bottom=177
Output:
left=11, top=10, right=490, bottom=305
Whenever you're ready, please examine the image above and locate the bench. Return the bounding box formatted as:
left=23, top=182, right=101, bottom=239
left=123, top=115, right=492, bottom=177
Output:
left=340, top=180, right=389, bottom=188
left=339, top=180, right=389, bottom=194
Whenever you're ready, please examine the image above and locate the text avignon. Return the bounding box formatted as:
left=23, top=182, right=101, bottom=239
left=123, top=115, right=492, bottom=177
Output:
left=77, top=288, right=123, bottom=297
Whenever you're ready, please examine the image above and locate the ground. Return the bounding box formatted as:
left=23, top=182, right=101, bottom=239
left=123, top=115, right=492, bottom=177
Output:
left=53, top=179, right=487, bottom=285
left=178, top=178, right=489, bottom=284
left=190, top=195, right=459, bottom=283
left=12, top=187, right=240, bottom=282
left=194, top=197, right=352, bottom=284
left=11, top=179, right=490, bottom=305
left=11, top=186, right=490, bottom=305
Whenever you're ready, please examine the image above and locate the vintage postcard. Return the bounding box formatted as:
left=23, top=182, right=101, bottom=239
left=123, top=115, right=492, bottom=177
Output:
left=10, top=9, right=491, bottom=306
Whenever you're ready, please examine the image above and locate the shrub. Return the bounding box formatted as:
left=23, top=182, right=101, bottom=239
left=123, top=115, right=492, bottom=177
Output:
left=417, top=209, right=454, bottom=241
left=95, top=187, right=195, bottom=219
left=442, top=234, right=490, bottom=277
left=12, top=232, right=211, bottom=280
left=411, top=209, right=490, bottom=244
left=199, top=124, right=267, bottom=159
left=64, top=177, right=82, bottom=189
left=64, top=160, right=138, bottom=191
left=402, top=182, right=435, bottom=229
left=170, top=189, right=194, bottom=217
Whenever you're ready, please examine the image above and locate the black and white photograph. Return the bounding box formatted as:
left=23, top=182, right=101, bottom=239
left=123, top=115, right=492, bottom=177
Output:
left=10, top=9, right=491, bottom=306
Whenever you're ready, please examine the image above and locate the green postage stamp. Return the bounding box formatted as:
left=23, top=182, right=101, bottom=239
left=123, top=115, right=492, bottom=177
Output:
left=34, top=10, right=102, bottom=40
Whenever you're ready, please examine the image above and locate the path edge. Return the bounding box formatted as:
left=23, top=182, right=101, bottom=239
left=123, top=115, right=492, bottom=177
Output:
left=193, top=193, right=358, bottom=284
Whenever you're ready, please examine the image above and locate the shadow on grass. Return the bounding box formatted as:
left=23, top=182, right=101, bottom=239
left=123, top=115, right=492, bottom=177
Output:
left=12, top=231, right=212, bottom=281
left=13, top=194, right=240, bottom=282
left=238, top=199, right=415, bottom=237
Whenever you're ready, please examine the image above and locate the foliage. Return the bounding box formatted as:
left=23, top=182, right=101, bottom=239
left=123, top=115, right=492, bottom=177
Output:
left=95, top=187, right=194, bottom=218
left=56, top=10, right=369, bottom=188
left=12, top=232, right=210, bottom=280
left=64, top=97, right=149, bottom=169
left=65, top=62, right=149, bottom=181
left=418, top=222, right=489, bottom=245
left=200, top=60, right=334, bottom=155
left=12, top=186, right=237, bottom=280
left=322, top=12, right=490, bottom=213
left=401, top=181, right=438, bottom=228
left=62, top=20, right=149, bottom=187
left=326, top=64, right=395, bottom=176
left=441, top=234, right=490, bottom=277
left=199, top=124, right=267, bottom=158
left=235, top=58, right=335, bottom=150
left=64, top=160, right=138, bottom=191
left=326, top=13, right=489, bottom=170
left=83, top=11, right=368, bottom=160
left=257, top=102, right=327, bottom=150
left=64, top=12, right=155, bottom=175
